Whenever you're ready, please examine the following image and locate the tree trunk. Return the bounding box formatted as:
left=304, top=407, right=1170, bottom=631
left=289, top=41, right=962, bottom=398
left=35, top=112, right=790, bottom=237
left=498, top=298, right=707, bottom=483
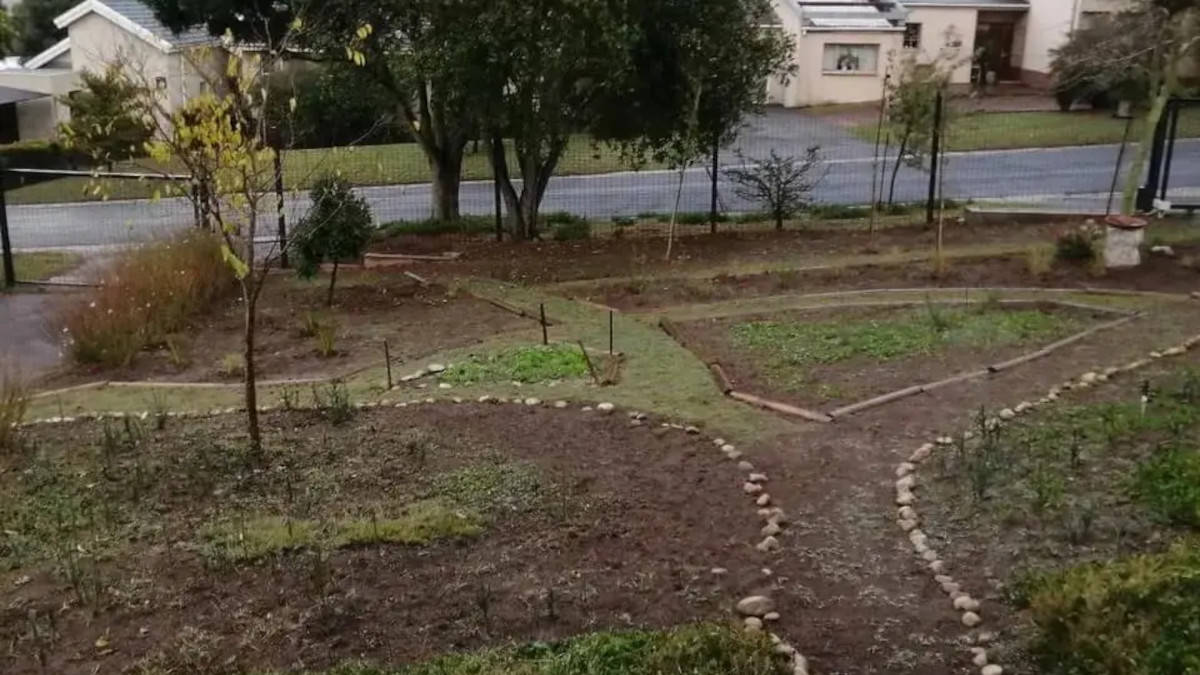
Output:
left=326, top=261, right=339, bottom=308
left=888, top=134, right=909, bottom=207
left=274, top=151, right=289, bottom=269
left=774, top=208, right=784, bottom=231
left=1121, top=84, right=1170, bottom=215
left=430, top=153, right=464, bottom=222
left=243, top=285, right=261, bottom=454
left=710, top=140, right=719, bottom=235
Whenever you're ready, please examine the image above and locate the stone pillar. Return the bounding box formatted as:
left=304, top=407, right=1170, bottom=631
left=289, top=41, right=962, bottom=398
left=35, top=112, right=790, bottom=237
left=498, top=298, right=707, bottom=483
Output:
left=1104, top=215, right=1147, bottom=269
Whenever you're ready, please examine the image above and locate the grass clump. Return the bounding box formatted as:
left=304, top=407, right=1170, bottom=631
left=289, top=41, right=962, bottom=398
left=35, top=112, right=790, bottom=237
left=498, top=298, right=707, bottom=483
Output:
left=201, top=499, right=483, bottom=561
left=1026, top=539, right=1200, bottom=675
left=1134, top=448, right=1200, bottom=528
left=1, top=363, right=28, bottom=452
left=548, top=212, right=592, bottom=241
left=311, top=624, right=777, bottom=675
left=377, top=216, right=493, bottom=237
left=431, top=461, right=543, bottom=514
left=1056, top=223, right=1103, bottom=263
left=1026, top=244, right=1055, bottom=277
left=441, top=344, right=589, bottom=385
left=59, top=232, right=232, bottom=367
left=731, top=305, right=1077, bottom=369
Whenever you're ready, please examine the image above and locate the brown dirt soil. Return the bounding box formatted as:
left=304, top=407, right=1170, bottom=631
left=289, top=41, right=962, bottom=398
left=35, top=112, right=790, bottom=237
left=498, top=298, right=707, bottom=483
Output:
left=383, top=222, right=1120, bottom=286
left=671, top=302, right=1110, bottom=411
left=41, top=272, right=530, bottom=387
left=576, top=249, right=1200, bottom=312
left=0, top=404, right=784, bottom=674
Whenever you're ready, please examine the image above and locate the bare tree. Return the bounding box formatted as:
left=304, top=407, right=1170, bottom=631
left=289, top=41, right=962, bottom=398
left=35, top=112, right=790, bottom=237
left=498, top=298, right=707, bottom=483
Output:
left=725, top=147, right=825, bottom=230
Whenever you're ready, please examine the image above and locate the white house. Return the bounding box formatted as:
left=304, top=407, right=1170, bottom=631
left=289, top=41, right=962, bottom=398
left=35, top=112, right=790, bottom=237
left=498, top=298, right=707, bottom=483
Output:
left=768, top=0, right=1132, bottom=107
left=0, top=0, right=217, bottom=142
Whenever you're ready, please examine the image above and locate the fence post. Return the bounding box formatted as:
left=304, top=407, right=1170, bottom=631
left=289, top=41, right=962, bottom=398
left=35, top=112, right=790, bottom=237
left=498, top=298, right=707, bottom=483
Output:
left=0, top=163, right=13, bottom=289
left=709, top=139, right=719, bottom=235
left=274, top=150, right=289, bottom=269
left=1159, top=100, right=1181, bottom=202
left=1137, top=99, right=1173, bottom=212
left=925, top=91, right=943, bottom=226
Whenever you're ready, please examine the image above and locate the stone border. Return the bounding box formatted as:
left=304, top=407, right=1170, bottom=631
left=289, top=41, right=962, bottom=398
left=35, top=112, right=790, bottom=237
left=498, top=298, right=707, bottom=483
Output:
left=11, top=394, right=811, bottom=674
left=892, top=331, right=1200, bottom=675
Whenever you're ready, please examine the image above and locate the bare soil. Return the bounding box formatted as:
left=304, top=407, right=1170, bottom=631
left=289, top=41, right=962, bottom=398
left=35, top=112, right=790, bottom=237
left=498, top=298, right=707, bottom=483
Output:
left=0, top=404, right=783, bottom=674
left=576, top=249, right=1200, bottom=312
left=382, top=222, right=1129, bottom=286
left=671, top=302, right=1108, bottom=411
left=40, top=272, right=530, bottom=387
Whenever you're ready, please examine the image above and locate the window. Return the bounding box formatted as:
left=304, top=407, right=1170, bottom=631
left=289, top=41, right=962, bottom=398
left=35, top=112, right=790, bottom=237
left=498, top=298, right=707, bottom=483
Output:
left=155, top=76, right=168, bottom=90
left=903, top=23, right=921, bottom=48
left=822, top=44, right=879, bottom=74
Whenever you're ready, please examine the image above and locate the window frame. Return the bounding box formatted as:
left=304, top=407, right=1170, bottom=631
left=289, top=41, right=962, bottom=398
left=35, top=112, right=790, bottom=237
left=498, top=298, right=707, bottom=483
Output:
left=903, top=23, right=922, bottom=49
left=821, top=43, right=881, bottom=75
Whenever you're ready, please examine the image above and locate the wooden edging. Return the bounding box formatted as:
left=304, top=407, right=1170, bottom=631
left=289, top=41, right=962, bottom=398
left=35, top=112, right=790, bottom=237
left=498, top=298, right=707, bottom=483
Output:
left=465, top=291, right=558, bottom=326
left=30, top=380, right=109, bottom=400
left=729, top=390, right=833, bottom=424
left=828, top=312, right=1144, bottom=419
left=710, top=363, right=734, bottom=394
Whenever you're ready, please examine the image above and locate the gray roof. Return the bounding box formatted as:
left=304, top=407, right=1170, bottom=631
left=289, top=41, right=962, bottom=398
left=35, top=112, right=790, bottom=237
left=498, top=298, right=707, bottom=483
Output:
left=103, top=0, right=215, bottom=48
left=901, top=0, right=1029, bottom=7
left=795, top=1, right=906, bottom=29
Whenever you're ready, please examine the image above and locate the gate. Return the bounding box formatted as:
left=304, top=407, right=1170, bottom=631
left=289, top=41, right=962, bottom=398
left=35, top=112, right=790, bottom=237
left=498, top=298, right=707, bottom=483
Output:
left=1137, top=97, right=1200, bottom=213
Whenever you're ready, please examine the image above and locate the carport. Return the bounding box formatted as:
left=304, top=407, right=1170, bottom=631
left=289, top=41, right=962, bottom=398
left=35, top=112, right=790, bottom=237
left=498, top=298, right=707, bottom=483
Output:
left=0, top=67, right=80, bottom=142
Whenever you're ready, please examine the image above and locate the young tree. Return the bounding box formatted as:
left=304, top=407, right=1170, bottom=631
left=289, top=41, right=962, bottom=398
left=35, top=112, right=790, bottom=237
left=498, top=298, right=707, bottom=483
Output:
left=725, top=148, right=825, bottom=230
left=11, top=0, right=74, bottom=56
left=58, top=65, right=156, bottom=167
left=880, top=31, right=965, bottom=207
left=294, top=173, right=374, bottom=307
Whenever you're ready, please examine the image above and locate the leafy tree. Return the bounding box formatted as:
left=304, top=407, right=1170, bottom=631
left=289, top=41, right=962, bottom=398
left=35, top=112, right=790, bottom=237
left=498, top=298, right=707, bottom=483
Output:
left=601, top=0, right=794, bottom=234
left=0, top=8, right=18, bottom=56
left=265, top=64, right=406, bottom=149
left=1050, top=13, right=1157, bottom=111
left=12, top=0, right=75, bottom=57
left=469, top=0, right=633, bottom=241
left=294, top=173, right=374, bottom=306
left=58, top=65, right=155, bottom=166
left=725, top=148, right=824, bottom=230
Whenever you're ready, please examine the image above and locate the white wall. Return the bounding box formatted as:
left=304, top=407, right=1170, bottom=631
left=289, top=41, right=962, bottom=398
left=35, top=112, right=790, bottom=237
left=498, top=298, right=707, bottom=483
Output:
left=1020, top=0, right=1077, bottom=78
left=17, top=96, right=65, bottom=140
left=776, top=29, right=904, bottom=107
left=904, top=7, right=978, bottom=85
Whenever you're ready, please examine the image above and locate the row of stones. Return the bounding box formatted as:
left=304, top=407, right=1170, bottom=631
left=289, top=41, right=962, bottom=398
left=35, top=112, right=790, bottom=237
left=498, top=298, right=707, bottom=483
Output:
left=15, top=391, right=811, bottom=673
left=894, top=331, right=1200, bottom=675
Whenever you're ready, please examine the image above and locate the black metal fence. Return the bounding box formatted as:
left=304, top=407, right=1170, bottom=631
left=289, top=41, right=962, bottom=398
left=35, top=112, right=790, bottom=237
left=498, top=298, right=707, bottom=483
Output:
left=3, top=95, right=1199, bottom=287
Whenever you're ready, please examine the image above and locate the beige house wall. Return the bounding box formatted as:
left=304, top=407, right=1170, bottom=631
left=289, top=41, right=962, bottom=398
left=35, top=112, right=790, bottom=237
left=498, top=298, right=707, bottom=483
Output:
left=17, top=97, right=67, bottom=140
left=774, top=28, right=903, bottom=107
left=904, top=7, right=977, bottom=85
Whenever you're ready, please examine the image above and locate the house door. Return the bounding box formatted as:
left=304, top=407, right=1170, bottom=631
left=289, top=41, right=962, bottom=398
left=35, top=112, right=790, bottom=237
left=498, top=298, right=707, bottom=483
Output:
left=975, top=22, right=1017, bottom=82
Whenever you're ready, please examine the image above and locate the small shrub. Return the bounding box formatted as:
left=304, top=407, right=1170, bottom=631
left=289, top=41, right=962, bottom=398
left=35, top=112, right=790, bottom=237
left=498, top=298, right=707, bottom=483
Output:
left=1, top=363, right=29, bottom=452
left=376, top=216, right=493, bottom=237
left=1026, top=244, right=1055, bottom=277
left=217, top=353, right=245, bottom=378
left=1027, top=540, right=1200, bottom=675
left=312, top=380, right=353, bottom=425
left=1134, top=447, right=1200, bottom=527
left=295, top=173, right=375, bottom=307
left=551, top=218, right=592, bottom=241
left=810, top=204, right=871, bottom=220
left=59, top=232, right=231, bottom=367
left=725, top=148, right=824, bottom=230
left=1055, top=223, right=1103, bottom=262
left=441, top=345, right=590, bottom=385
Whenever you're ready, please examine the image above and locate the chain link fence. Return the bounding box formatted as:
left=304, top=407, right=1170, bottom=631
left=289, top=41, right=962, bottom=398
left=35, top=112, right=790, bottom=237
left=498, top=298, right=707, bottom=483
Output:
left=3, top=95, right=1199, bottom=286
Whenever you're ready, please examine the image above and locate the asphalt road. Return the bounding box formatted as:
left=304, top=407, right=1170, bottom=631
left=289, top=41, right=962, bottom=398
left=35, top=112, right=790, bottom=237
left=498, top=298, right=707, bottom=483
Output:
left=6, top=112, right=1199, bottom=251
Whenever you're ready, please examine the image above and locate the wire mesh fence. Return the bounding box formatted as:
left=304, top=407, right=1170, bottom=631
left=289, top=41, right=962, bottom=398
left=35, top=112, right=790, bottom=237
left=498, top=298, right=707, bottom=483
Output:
left=3, top=94, right=1199, bottom=285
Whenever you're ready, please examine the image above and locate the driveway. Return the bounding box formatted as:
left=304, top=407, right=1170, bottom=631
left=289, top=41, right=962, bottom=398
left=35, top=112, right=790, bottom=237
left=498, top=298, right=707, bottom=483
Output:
left=1, top=290, right=68, bottom=375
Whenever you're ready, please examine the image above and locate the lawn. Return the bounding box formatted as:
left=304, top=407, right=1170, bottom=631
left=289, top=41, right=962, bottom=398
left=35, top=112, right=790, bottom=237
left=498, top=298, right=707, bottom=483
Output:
left=852, top=108, right=1200, bottom=152
left=5, top=135, right=662, bottom=206
left=11, top=250, right=82, bottom=282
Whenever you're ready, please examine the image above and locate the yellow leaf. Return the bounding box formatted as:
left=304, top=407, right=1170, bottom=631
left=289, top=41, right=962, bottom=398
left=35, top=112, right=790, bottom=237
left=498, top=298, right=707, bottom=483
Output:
left=95, top=636, right=109, bottom=649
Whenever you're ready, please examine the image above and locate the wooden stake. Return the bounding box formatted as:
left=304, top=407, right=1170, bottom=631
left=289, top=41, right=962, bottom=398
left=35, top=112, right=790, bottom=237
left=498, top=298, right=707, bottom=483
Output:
left=577, top=340, right=600, bottom=385
left=383, top=339, right=393, bottom=389
left=540, top=303, right=549, bottom=345
left=609, top=311, right=614, bottom=355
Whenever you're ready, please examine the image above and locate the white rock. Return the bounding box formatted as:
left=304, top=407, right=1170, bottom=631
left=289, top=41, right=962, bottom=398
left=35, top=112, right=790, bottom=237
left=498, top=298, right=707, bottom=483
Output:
left=981, top=666, right=1003, bottom=675
left=597, top=402, right=615, bottom=413
left=1164, top=346, right=1186, bottom=357
left=773, top=642, right=796, bottom=657
left=896, top=475, right=916, bottom=491
left=962, top=611, right=982, bottom=627
left=898, top=519, right=918, bottom=532
left=792, top=653, right=809, bottom=675
left=896, top=462, right=916, bottom=477
left=756, top=493, right=771, bottom=507
left=929, top=560, right=946, bottom=574
left=934, top=574, right=953, bottom=584
left=478, top=395, right=493, bottom=403
left=972, top=649, right=989, bottom=667
left=936, top=436, right=954, bottom=446
left=710, top=567, right=728, bottom=576
left=756, top=536, right=781, bottom=552
left=581, top=406, right=594, bottom=412
left=713, top=438, right=726, bottom=447
left=1192, top=291, right=1200, bottom=300
left=743, top=617, right=763, bottom=632
left=736, top=595, right=774, bottom=616
left=748, top=472, right=768, bottom=483
left=438, top=382, right=453, bottom=390
left=685, top=425, right=700, bottom=435
left=725, top=450, right=743, bottom=460
left=737, top=460, right=755, bottom=472
left=720, top=444, right=736, bottom=454
left=977, top=632, right=995, bottom=644
left=921, top=549, right=939, bottom=562
left=908, top=529, right=927, bottom=548
left=954, top=595, right=981, bottom=612
left=1151, top=245, right=1176, bottom=257
left=1150, top=351, right=1164, bottom=359
left=761, top=521, right=782, bottom=537
left=524, top=398, right=541, bottom=406
left=896, top=491, right=915, bottom=506
left=942, top=581, right=961, bottom=596
left=999, top=408, right=1016, bottom=420
left=766, top=508, right=789, bottom=524
left=764, top=611, right=780, bottom=622
left=910, top=443, right=934, bottom=462
left=743, top=482, right=764, bottom=495
left=451, top=397, right=464, bottom=404
left=551, top=400, right=567, bottom=408
left=898, top=506, right=917, bottom=521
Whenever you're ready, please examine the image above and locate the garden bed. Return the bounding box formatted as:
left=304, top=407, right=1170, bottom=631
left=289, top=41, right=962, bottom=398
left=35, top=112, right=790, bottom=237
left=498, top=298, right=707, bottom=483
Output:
left=672, top=302, right=1112, bottom=411
left=915, top=352, right=1200, bottom=674
left=576, top=248, right=1200, bottom=313
left=43, top=271, right=530, bottom=387
left=0, top=402, right=781, bottom=674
